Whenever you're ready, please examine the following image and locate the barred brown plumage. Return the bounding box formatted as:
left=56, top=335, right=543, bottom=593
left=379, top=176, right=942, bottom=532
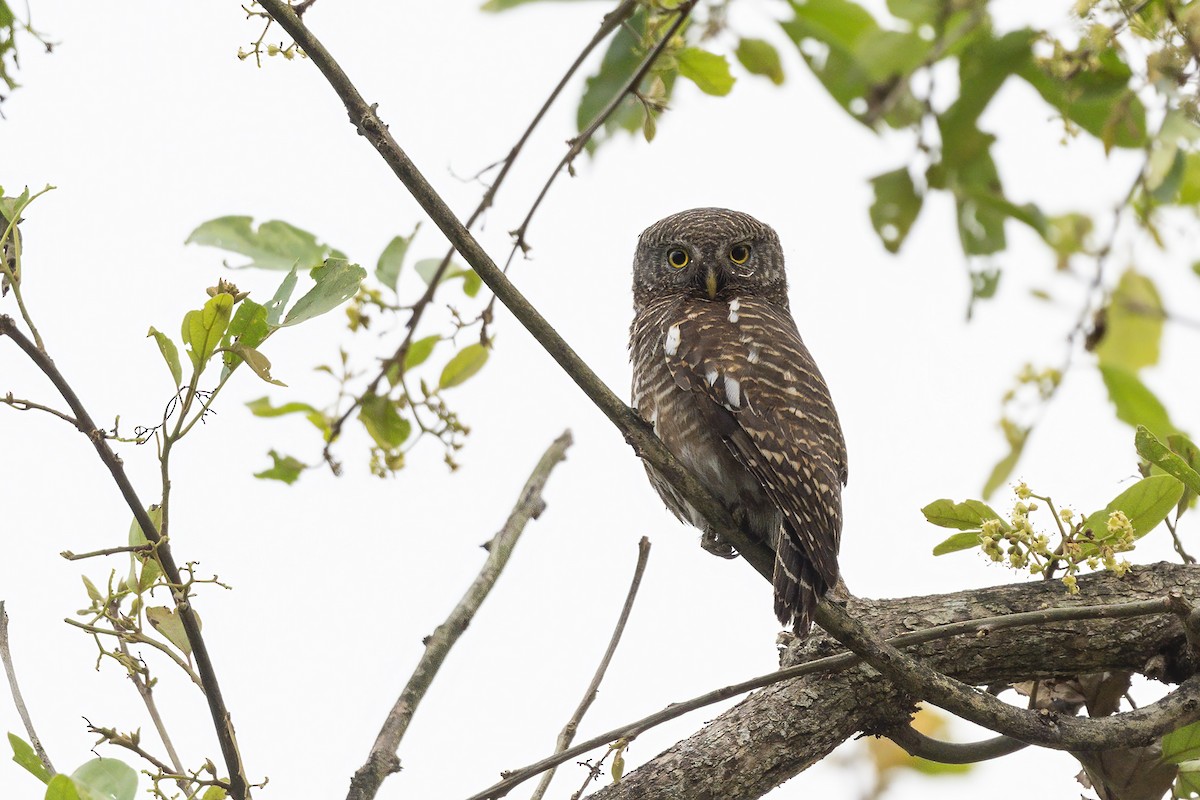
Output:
left=629, top=208, right=847, bottom=635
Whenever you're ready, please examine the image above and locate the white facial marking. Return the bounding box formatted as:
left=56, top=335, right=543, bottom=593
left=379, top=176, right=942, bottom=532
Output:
left=727, top=298, right=740, bottom=323
left=664, top=324, right=681, bottom=357
left=705, top=368, right=719, bottom=387
left=747, top=346, right=760, bottom=364
left=724, top=376, right=742, bottom=408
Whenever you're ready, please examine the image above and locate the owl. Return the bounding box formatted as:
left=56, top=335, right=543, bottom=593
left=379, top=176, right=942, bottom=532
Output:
left=629, top=208, right=847, bottom=635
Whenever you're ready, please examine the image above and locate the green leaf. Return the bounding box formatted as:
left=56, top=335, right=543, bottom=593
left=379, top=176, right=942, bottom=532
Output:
left=145, top=327, right=183, bottom=389
left=226, top=343, right=286, bottom=386
left=186, top=216, right=333, bottom=271
left=1179, top=152, right=1200, bottom=205
left=413, top=258, right=481, bottom=297
left=1163, top=720, right=1200, bottom=764
left=245, top=396, right=330, bottom=438
left=376, top=226, right=418, bottom=293
left=145, top=606, right=192, bottom=656
left=1177, top=765, right=1200, bottom=798
left=782, top=0, right=931, bottom=124
left=254, top=450, right=307, bottom=484
left=282, top=258, right=367, bottom=327
left=1081, top=474, right=1185, bottom=542
left=1099, top=364, right=1173, bottom=438
left=265, top=267, right=299, bottom=328
left=1094, top=269, right=1163, bottom=373
left=45, top=774, right=82, bottom=800
left=932, top=531, right=982, bottom=556
left=81, top=576, right=103, bottom=605
left=1167, top=433, right=1200, bottom=511
left=982, top=425, right=1029, bottom=499
left=1017, top=47, right=1146, bottom=151
left=404, top=335, right=440, bottom=371
left=887, top=0, right=939, bottom=24
left=8, top=732, right=51, bottom=783
left=225, top=299, right=270, bottom=351
left=676, top=48, right=735, bottom=96
left=735, top=38, right=784, bottom=84
left=200, top=788, right=229, bottom=800
left=181, top=293, right=235, bottom=372
left=921, top=498, right=1008, bottom=531
left=70, top=757, right=138, bottom=800
left=127, top=506, right=163, bottom=593
left=358, top=393, right=413, bottom=450
left=1135, top=426, right=1200, bottom=496
left=939, top=30, right=1034, bottom=165
left=439, top=343, right=490, bottom=390
left=222, top=299, right=271, bottom=376
left=869, top=168, right=922, bottom=252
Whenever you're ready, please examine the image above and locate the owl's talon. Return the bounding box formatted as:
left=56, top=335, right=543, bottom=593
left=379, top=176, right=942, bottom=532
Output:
left=701, top=531, right=739, bottom=559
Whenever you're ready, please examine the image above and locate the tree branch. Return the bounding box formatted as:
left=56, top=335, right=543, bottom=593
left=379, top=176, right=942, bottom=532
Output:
left=346, top=430, right=574, bottom=800
left=254, top=0, right=777, bottom=588
left=0, top=601, right=56, bottom=777
left=583, top=563, right=1200, bottom=800
left=464, top=591, right=1185, bottom=800
left=530, top=536, right=651, bottom=800
left=0, top=315, right=249, bottom=798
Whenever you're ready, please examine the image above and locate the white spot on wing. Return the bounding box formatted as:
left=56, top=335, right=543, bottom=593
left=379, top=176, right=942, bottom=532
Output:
left=747, top=346, right=760, bottom=364
left=724, top=376, right=741, bottom=409
left=664, top=324, right=681, bottom=357
left=706, top=368, right=719, bottom=387
left=728, top=298, right=740, bottom=323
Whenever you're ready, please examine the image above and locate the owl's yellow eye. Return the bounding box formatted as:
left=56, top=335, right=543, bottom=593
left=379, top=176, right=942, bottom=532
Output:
left=729, top=244, right=752, bottom=265
left=667, top=249, right=690, bottom=269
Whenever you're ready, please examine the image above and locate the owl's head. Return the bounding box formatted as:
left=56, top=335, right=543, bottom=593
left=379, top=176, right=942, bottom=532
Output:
left=632, top=207, right=788, bottom=308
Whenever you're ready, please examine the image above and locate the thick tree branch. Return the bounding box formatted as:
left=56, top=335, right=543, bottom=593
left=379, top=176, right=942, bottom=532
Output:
left=0, top=315, right=249, bottom=798
left=584, top=563, right=1200, bottom=800
left=346, top=431, right=573, bottom=800
left=465, top=593, right=1183, bottom=799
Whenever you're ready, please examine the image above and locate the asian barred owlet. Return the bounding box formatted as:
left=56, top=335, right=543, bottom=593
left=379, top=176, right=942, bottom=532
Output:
left=630, top=208, right=847, bottom=635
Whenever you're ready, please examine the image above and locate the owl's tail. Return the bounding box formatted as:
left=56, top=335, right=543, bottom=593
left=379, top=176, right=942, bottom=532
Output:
left=772, top=540, right=830, bottom=636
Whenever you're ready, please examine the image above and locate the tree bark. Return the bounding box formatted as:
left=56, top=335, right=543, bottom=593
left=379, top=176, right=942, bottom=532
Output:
left=588, top=563, right=1199, bottom=800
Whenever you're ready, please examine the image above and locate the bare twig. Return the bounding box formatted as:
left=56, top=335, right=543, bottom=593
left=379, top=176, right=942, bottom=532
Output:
left=885, top=725, right=1028, bottom=764
left=0, top=601, right=56, bottom=777
left=346, top=430, right=574, bottom=800
left=63, top=619, right=204, bottom=688
left=0, top=315, right=249, bottom=798
left=1, top=394, right=80, bottom=428
left=529, top=537, right=651, bottom=800
left=116, top=638, right=187, bottom=778
left=87, top=721, right=175, bottom=775
left=60, top=544, right=152, bottom=561
left=464, top=594, right=1179, bottom=799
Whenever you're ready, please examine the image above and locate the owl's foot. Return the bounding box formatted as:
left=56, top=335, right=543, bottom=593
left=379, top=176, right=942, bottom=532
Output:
left=700, top=530, right=739, bottom=559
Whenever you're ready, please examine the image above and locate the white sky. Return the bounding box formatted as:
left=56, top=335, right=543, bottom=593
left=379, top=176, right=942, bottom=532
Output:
left=3, top=2, right=1199, bottom=799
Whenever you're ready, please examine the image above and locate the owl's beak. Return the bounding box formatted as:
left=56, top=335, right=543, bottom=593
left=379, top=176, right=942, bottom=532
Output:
left=703, top=264, right=720, bottom=300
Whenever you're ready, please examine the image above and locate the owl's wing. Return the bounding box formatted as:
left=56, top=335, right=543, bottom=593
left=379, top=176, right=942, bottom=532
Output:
left=665, top=299, right=846, bottom=633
